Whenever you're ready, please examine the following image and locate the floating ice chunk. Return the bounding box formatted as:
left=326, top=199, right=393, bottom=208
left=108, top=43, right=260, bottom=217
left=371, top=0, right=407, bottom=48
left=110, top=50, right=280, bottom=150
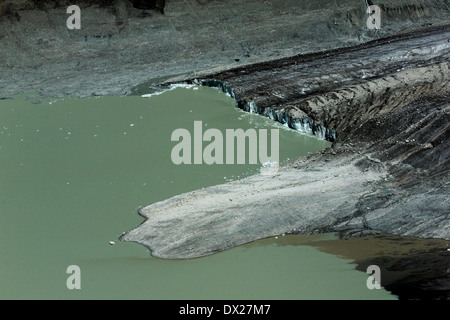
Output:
left=261, top=161, right=278, bottom=168
left=260, top=161, right=279, bottom=176
left=141, top=83, right=198, bottom=98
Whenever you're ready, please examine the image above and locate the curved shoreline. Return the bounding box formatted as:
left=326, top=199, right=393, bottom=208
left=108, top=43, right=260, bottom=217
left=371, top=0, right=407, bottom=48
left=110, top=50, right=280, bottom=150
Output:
left=122, top=23, right=449, bottom=255
left=1, top=1, right=449, bottom=299
left=122, top=31, right=450, bottom=296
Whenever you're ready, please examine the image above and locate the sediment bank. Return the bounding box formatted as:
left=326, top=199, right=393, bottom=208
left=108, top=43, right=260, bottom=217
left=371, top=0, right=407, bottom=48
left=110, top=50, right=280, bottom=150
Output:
left=121, top=21, right=449, bottom=298
left=126, top=23, right=450, bottom=253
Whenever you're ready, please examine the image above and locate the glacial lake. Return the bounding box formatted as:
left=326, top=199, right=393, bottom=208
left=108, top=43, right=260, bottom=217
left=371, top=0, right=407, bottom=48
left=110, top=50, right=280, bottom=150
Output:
left=0, top=85, right=396, bottom=299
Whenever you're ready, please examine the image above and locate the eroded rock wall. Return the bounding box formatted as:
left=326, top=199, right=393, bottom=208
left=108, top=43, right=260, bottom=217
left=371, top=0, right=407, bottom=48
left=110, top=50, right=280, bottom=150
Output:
left=1, top=0, right=448, bottom=97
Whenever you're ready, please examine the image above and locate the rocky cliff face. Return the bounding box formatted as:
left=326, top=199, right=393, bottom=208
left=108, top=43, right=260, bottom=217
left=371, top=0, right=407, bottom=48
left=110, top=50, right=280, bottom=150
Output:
left=1, top=0, right=448, bottom=97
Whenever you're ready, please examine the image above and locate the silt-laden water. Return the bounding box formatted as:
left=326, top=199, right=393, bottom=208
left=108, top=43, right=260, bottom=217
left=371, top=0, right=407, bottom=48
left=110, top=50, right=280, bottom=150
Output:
left=0, top=86, right=395, bottom=299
